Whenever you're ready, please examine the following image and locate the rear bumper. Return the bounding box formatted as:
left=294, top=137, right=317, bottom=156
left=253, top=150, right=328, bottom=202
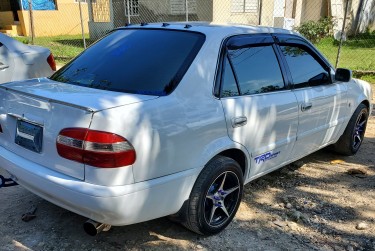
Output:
left=0, top=146, right=197, bottom=225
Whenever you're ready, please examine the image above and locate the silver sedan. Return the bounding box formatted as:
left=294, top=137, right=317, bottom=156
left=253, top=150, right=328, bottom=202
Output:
left=0, top=33, right=55, bottom=84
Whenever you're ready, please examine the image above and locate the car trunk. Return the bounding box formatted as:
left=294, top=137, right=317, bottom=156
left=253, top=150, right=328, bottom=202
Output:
left=0, top=78, right=157, bottom=180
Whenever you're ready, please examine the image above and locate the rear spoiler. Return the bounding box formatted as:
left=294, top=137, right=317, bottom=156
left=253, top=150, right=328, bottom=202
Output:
left=0, top=85, right=94, bottom=113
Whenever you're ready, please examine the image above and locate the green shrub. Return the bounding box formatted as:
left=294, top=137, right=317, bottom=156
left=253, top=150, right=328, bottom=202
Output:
left=295, top=17, right=335, bottom=43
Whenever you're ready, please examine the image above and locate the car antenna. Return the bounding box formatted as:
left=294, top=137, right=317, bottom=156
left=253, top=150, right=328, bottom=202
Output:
left=184, top=24, right=192, bottom=29
left=162, top=23, right=170, bottom=27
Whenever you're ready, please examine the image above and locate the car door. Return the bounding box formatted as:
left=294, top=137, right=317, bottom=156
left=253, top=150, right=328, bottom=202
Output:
left=0, top=42, right=14, bottom=83
left=217, top=34, right=299, bottom=179
left=275, top=35, right=348, bottom=159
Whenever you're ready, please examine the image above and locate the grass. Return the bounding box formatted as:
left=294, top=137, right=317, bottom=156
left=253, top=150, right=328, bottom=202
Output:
left=358, top=74, right=375, bottom=84
left=315, top=35, right=375, bottom=71
left=15, top=34, right=93, bottom=65
left=315, top=34, right=375, bottom=84
left=15, top=33, right=375, bottom=83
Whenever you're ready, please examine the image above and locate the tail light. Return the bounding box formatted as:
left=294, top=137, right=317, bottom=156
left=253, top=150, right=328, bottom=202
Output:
left=56, top=128, right=136, bottom=168
left=47, top=53, right=56, bottom=71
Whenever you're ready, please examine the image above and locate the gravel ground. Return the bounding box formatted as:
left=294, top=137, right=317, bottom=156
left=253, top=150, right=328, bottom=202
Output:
left=0, top=87, right=374, bottom=251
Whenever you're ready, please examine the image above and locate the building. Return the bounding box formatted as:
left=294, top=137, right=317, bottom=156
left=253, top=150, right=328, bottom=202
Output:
left=0, top=0, right=89, bottom=36
left=87, top=0, right=375, bottom=40
left=2, top=0, right=373, bottom=38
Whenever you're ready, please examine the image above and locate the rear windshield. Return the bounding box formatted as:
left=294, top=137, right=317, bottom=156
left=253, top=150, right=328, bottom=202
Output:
left=50, top=29, right=205, bottom=96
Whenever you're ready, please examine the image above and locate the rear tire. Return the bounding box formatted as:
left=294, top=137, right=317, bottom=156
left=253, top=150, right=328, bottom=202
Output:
left=333, top=103, right=368, bottom=156
left=182, top=156, right=243, bottom=235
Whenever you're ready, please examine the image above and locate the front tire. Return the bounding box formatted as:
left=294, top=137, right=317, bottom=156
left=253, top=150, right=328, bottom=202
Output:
left=182, top=156, right=243, bottom=235
left=333, top=103, right=369, bottom=156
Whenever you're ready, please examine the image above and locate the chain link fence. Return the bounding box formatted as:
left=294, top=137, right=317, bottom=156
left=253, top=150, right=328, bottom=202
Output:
left=1, top=0, right=374, bottom=73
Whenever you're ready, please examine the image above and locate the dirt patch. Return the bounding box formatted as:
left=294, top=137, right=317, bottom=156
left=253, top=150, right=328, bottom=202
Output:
left=0, top=87, right=374, bottom=251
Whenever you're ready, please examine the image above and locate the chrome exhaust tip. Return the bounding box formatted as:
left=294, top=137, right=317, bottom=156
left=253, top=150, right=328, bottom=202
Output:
left=83, top=219, right=111, bottom=236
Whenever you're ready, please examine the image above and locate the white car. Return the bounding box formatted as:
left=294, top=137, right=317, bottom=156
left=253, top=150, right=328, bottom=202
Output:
left=0, top=33, right=55, bottom=84
left=0, top=23, right=372, bottom=236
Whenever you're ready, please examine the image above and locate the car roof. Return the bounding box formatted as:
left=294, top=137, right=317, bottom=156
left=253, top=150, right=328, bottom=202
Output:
left=116, top=22, right=300, bottom=39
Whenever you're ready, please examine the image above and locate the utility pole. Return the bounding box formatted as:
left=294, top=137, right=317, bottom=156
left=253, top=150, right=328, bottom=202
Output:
left=78, top=0, right=86, bottom=49
left=335, top=0, right=350, bottom=68
left=127, top=0, right=131, bottom=24
left=28, top=0, right=35, bottom=45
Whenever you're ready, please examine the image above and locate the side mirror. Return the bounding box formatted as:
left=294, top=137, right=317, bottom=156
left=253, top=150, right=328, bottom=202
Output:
left=335, top=68, right=352, bottom=82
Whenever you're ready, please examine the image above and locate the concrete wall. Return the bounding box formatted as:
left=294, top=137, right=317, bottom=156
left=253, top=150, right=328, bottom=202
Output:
left=349, top=0, right=375, bottom=34
left=111, top=0, right=201, bottom=27
left=19, top=0, right=89, bottom=37
left=92, top=0, right=110, bottom=22
left=260, top=0, right=276, bottom=26
left=196, top=0, right=212, bottom=21
left=88, top=20, right=113, bottom=40
left=302, top=0, right=328, bottom=22
left=212, top=0, right=261, bottom=25
left=293, top=0, right=303, bottom=26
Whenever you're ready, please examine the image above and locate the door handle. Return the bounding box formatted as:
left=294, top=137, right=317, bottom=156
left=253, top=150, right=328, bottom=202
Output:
left=301, top=102, right=312, bottom=112
left=232, top=116, right=247, bottom=127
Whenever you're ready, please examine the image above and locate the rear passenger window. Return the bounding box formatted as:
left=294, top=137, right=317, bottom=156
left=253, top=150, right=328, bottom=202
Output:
left=280, top=45, right=330, bottom=88
left=221, top=56, right=239, bottom=97
left=50, top=29, right=205, bottom=96
left=226, top=45, right=284, bottom=96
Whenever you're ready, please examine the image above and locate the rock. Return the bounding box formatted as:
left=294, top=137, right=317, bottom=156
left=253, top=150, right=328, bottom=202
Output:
left=288, top=210, right=301, bottom=222
left=347, top=246, right=354, bottom=251
left=21, top=205, right=37, bottom=222
left=347, top=168, right=366, bottom=175
left=287, top=221, right=299, bottom=231
left=286, top=203, right=293, bottom=209
left=37, top=242, right=45, bottom=247
left=290, top=160, right=305, bottom=168
left=346, top=168, right=367, bottom=178
left=300, top=213, right=310, bottom=224
left=271, top=215, right=282, bottom=222
left=273, top=220, right=287, bottom=228
left=197, top=244, right=203, bottom=249
left=280, top=168, right=290, bottom=174
left=272, top=204, right=279, bottom=209
left=314, top=208, right=323, bottom=214
left=311, top=215, right=320, bottom=224
left=356, top=222, right=369, bottom=230
left=281, top=196, right=289, bottom=204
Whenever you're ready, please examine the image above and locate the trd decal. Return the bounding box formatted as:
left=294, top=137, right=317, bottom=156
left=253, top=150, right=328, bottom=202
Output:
left=254, top=151, right=280, bottom=164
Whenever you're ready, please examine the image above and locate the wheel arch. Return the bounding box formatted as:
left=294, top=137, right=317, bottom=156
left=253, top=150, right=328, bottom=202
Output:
left=360, top=99, right=370, bottom=111
left=215, top=148, right=247, bottom=177
left=196, top=137, right=250, bottom=180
